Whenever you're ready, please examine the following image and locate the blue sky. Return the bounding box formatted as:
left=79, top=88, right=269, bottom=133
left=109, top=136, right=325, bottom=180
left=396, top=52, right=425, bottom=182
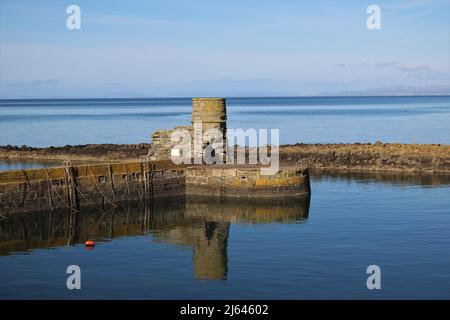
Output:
left=0, top=0, right=449, bottom=98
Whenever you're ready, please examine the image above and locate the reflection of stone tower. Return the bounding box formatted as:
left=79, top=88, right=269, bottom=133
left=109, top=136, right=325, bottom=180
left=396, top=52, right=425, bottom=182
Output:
left=193, top=221, right=229, bottom=280
left=149, top=197, right=310, bottom=281
left=192, top=98, right=227, bottom=161
left=150, top=220, right=230, bottom=280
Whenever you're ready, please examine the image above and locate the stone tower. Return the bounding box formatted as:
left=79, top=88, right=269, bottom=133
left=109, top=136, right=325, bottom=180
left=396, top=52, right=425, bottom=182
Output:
left=192, top=98, right=227, bottom=162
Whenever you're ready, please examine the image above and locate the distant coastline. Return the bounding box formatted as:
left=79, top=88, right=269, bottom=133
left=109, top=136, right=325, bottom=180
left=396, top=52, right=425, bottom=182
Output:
left=1, top=84, right=450, bottom=101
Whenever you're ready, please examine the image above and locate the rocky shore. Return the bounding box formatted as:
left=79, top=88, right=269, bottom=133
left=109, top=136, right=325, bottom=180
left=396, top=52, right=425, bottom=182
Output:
left=0, top=142, right=449, bottom=173
left=280, top=142, right=450, bottom=173
left=0, top=144, right=150, bottom=162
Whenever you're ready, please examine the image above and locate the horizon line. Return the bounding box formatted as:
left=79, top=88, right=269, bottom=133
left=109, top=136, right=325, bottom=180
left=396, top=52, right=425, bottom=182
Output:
left=1, top=94, right=450, bottom=101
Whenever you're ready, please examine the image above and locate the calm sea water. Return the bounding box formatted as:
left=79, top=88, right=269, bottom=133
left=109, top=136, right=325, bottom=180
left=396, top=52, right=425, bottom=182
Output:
left=0, top=172, right=449, bottom=299
left=0, top=96, right=449, bottom=299
left=0, top=159, right=61, bottom=171
left=0, top=96, right=449, bottom=147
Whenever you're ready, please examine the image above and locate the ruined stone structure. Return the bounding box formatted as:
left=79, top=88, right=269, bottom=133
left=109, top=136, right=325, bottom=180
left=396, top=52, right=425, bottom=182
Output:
left=150, top=98, right=227, bottom=162
left=150, top=125, right=193, bottom=161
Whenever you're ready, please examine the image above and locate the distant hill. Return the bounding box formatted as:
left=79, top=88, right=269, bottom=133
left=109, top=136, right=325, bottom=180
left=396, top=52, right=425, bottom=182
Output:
left=317, top=85, right=450, bottom=96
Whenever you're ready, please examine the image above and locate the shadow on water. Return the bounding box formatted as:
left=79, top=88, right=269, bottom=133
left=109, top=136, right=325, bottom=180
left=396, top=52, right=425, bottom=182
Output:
left=0, top=196, right=310, bottom=280
left=310, top=169, right=450, bottom=187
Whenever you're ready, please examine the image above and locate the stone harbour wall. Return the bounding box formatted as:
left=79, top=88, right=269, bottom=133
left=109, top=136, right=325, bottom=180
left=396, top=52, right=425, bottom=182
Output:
left=185, top=165, right=310, bottom=198
left=0, top=161, right=311, bottom=214
left=0, top=160, right=185, bottom=214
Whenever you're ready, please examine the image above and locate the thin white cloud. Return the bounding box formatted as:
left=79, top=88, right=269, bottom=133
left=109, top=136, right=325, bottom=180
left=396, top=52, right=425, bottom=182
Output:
left=396, top=64, right=430, bottom=72
left=374, top=62, right=398, bottom=69
left=85, top=14, right=178, bottom=29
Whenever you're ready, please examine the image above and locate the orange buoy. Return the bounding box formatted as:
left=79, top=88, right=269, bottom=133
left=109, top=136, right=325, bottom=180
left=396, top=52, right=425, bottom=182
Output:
left=85, top=240, right=95, bottom=247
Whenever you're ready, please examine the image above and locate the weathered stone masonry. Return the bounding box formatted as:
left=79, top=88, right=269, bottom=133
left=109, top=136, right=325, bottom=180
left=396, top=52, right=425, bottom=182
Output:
left=186, top=166, right=310, bottom=198
left=0, top=160, right=185, bottom=214
left=0, top=162, right=310, bottom=214
left=150, top=98, right=227, bottom=161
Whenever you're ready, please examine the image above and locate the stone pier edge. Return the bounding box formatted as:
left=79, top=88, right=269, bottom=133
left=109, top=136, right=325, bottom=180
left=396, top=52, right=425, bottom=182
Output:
left=0, top=160, right=310, bottom=214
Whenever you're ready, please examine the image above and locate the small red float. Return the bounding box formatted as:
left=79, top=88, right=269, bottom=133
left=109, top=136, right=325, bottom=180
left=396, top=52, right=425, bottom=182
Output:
left=85, top=240, right=95, bottom=247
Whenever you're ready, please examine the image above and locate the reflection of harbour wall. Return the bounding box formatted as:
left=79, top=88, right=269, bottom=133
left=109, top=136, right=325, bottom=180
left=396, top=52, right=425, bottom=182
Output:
left=1, top=194, right=310, bottom=279
left=0, top=198, right=185, bottom=255
left=0, top=194, right=309, bottom=256
left=185, top=197, right=310, bottom=223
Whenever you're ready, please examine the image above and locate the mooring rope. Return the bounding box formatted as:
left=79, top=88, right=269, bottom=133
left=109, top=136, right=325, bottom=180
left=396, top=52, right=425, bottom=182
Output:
left=87, top=166, right=118, bottom=208
left=108, top=164, right=115, bottom=202
left=44, top=168, right=79, bottom=212
left=140, top=156, right=157, bottom=200
left=70, top=177, right=108, bottom=211
left=0, top=200, right=10, bottom=219
left=140, top=156, right=149, bottom=199
left=148, top=158, right=157, bottom=198
left=46, top=175, right=54, bottom=210
left=124, top=163, right=144, bottom=199
left=63, top=160, right=78, bottom=212
left=93, top=205, right=117, bottom=232
left=121, top=164, right=133, bottom=202
left=18, top=170, right=29, bottom=208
